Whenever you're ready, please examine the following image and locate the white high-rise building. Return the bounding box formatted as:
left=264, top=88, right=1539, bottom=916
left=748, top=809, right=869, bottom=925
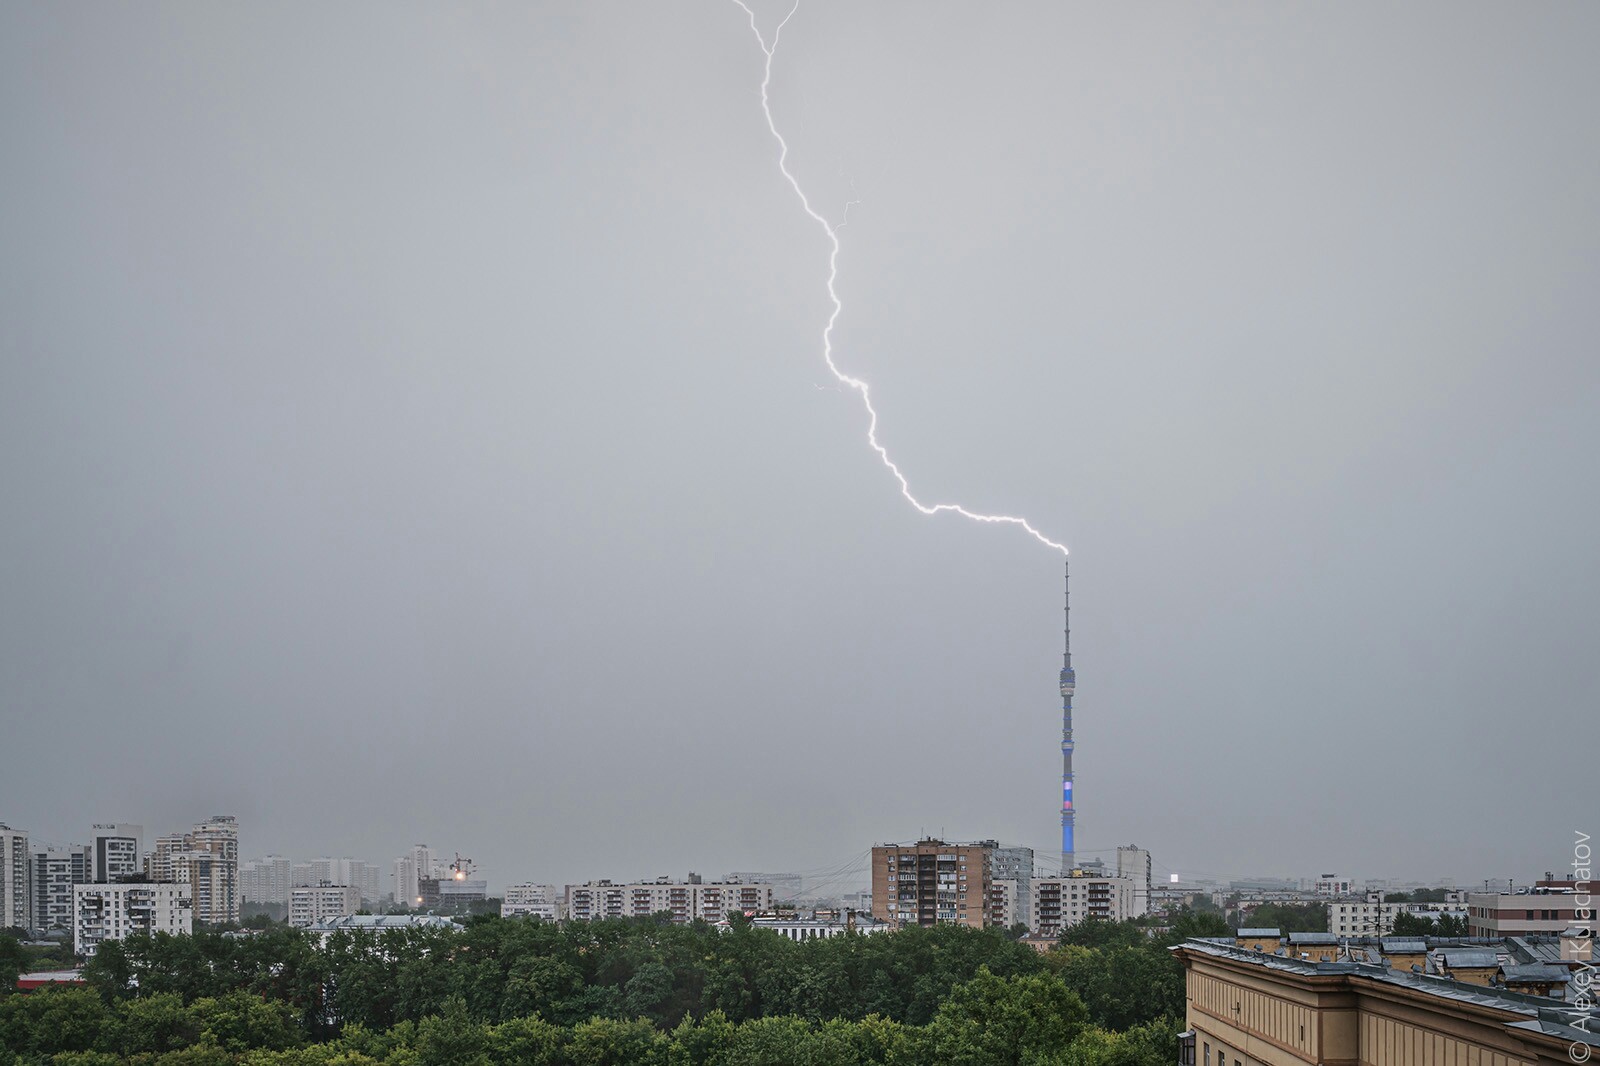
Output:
left=502, top=884, right=560, bottom=919
left=393, top=844, right=444, bottom=906
left=73, top=882, right=193, bottom=957
left=91, top=824, right=143, bottom=883
left=241, top=856, right=294, bottom=906
left=289, top=884, right=360, bottom=928
left=0, top=825, right=29, bottom=930
left=30, top=845, right=91, bottom=932
left=1115, top=845, right=1152, bottom=918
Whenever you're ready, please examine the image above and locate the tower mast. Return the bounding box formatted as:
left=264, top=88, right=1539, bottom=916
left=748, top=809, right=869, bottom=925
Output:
left=1060, top=558, right=1076, bottom=874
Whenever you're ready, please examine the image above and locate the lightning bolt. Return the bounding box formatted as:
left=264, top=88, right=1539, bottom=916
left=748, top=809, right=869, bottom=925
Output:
left=731, top=0, right=1069, bottom=557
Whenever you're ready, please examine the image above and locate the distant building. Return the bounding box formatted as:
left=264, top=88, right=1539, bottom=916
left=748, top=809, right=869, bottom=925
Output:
left=29, top=846, right=91, bottom=933
left=739, top=912, right=891, bottom=940
left=1467, top=880, right=1592, bottom=937
left=564, top=878, right=774, bottom=923
left=292, top=858, right=381, bottom=903
left=723, top=872, right=803, bottom=900
left=502, top=884, right=559, bottom=920
left=73, top=882, right=192, bottom=957
left=990, top=846, right=1035, bottom=928
left=1029, top=874, right=1138, bottom=938
left=0, top=825, right=29, bottom=930
left=392, top=845, right=446, bottom=906
left=147, top=817, right=238, bottom=925
left=870, top=840, right=994, bottom=930
left=1328, top=899, right=1469, bottom=936
left=1115, top=845, right=1152, bottom=918
left=241, top=856, right=293, bottom=906
left=304, top=913, right=460, bottom=944
left=1311, top=873, right=1354, bottom=897
left=289, top=884, right=360, bottom=928
left=90, top=824, right=143, bottom=884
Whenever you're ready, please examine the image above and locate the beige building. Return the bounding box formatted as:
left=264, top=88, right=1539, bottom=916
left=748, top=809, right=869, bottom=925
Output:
left=1173, top=937, right=1597, bottom=1066
left=146, top=816, right=239, bottom=925
left=871, top=840, right=993, bottom=929
left=1029, top=874, right=1137, bottom=937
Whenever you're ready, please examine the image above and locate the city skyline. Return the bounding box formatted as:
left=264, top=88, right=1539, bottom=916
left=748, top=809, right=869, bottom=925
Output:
left=2, top=2, right=1596, bottom=889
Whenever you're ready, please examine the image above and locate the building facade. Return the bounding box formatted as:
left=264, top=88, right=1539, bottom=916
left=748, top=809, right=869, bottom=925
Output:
left=146, top=817, right=238, bottom=925
left=563, top=879, right=774, bottom=924
left=871, top=840, right=994, bottom=930
left=1116, top=845, right=1152, bottom=918
left=502, top=883, right=560, bottom=920
left=1029, top=874, right=1138, bottom=937
left=1467, top=883, right=1590, bottom=937
left=29, top=845, right=91, bottom=933
left=1328, top=899, right=1470, bottom=936
left=72, top=882, right=193, bottom=957
left=288, top=884, right=361, bottom=928
left=1173, top=937, right=1596, bottom=1066
left=241, top=855, right=294, bottom=906
left=0, top=824, right=29, bottom=930
left=991, top=846, right=1036, bottom=929
left=91, top=824, right=143, bottom=884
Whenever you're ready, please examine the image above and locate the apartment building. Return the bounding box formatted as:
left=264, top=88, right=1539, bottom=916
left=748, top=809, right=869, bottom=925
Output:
left=1328, top=899, right=1469, bottom=936
left=563, top=878, right=774, bottom=924
left=29, top=845, right=91, bottom=932
left=146, top=817, right=238, bottom=925
left=288, top=884, right=360, bottom=928
left=0, top=824, right=29, bottom=930
left=1030, top=874, right=1138, bottom=938
left=90, top=824, right=143, bottom=883
left=241, top=856, right=294, bottom=906
left=73, top=882, right=193, bottom=958
left=502, top=883, right=560, bottom=919
left=871, top=840, right=994, bottom=930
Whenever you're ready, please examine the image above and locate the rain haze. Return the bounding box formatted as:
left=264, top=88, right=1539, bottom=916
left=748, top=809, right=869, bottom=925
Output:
left=2, top=1, right=1596, bottom=893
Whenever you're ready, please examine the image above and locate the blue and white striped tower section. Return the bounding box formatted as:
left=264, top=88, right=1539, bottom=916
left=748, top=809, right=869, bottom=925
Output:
left=1060, top=559, right=1076, bottom=875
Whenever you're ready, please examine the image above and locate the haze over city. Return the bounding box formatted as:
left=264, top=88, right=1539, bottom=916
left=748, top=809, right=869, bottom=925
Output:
left=3, top=0, right=1596, bottom=892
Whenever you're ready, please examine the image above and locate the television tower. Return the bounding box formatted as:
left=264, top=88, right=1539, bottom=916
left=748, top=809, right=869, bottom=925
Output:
left=1060, top=559, right=1076, bottom=874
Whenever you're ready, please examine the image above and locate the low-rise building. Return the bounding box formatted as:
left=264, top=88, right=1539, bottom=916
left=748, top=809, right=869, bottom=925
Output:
left=1467, top=881, right=1589, bottom=937
left=304, top=913, right=461, bottom=944
left=289, top=884, right=360, bottom=928
left=73, top=882, right=192, bottom=958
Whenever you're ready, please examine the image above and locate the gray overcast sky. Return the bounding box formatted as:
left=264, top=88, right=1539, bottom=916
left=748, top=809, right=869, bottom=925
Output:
left=2, top=1, right=1596, bottom=893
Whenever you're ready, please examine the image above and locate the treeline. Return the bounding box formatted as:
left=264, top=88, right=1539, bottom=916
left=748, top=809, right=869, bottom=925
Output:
left=0, top=910, right=1226, bottom=1066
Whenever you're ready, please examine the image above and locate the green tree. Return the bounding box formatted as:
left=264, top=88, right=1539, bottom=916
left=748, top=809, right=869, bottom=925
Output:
left=925, top=967, right=1089, bottom=1066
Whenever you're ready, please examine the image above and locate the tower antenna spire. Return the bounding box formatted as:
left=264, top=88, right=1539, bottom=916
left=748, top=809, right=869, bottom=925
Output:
left=1060, top=558, right=1076, bottom=874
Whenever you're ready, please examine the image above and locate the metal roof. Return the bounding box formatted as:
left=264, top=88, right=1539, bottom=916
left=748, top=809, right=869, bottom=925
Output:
left=1380, top=939, right=1428, bottom=953
left=1499, top=963, right=1570, bottom=983
left=1440, top=950, right=1501, bottom=969
left=1237, top=928, right=1281, bottom=937
left=1288, top=932, right=1339, bottom=944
